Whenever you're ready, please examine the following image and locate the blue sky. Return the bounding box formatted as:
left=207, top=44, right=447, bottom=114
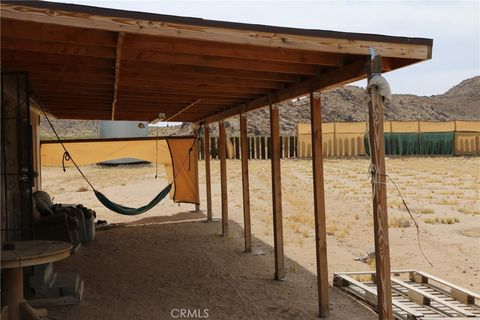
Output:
left=55, top=0, right=479, bottom=96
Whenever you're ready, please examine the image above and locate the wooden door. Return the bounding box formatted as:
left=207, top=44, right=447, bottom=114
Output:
left=1, top=72, right=34, bottom=242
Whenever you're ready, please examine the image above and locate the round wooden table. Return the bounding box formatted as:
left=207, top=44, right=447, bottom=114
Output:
left=1, top=240, right=72, bottom=320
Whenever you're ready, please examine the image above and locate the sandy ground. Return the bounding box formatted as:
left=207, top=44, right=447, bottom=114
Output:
left=41, top=157, right=480, bottom=319
left=47, top=216, right=375, bottom=320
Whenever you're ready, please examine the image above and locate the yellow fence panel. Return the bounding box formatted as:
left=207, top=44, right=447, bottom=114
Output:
left=383, top=121, right=392, bottom=133
left=420, top=121, right=455, bottom=132
left=297, top=123, right=311, bottom=135
left=297, top=134, right=312, bottom=158
left=455, top=132, right=480, bottom=155
left=455, top=121, right=480, bottom=132
left=335, top=122, right=367, bottom=134
left=390, top=121, right=418, bottom=133
left=335, top=134, right=366, bottom=156
left=297, top=121, right=480, bottom=158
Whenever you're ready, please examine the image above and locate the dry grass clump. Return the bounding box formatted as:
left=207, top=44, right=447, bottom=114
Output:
left=326, top=223, right=339, bottom=236
left=388, top=199, right=403, bottom=209
left=286, top=214, right=314, bottom=226
left=336, top=226, right=351, bottom=241
left=461, top=228, right=480, bottom=238
left=419, top=208, right=434, bottom=214
left=424, top=216, right=460, bottom=225
left=324, top=221, right=351, bottom=241
left=458, top=207, right=480, bottom=215
left=437, top=190, right=454, bottom=196
left=388, top=216, right=411, bottom=228
left=436, top=198, right=459, bottom=206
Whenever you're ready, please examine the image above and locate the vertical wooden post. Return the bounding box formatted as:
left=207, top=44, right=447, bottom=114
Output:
left=193, top=128, right=201, bottom=213
left=240, top=113, right=252, bottom=252
left=204, top=125, right=213, bottom=221
left=30, top=112, right=42, bottom=192
left=310, top=92, right=330, bottom=317
left=219, top=121, right=228, bottom=236
left=368, top=56, right=393, bottom=320
left=270, top=104, right=284, bottom=280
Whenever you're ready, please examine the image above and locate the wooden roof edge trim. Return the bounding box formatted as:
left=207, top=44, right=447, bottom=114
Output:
left=1, top=2, right=433, bottom=60
left=0, top=1, right=433, bottom=45
left=199, top=58, right=369, bottom=124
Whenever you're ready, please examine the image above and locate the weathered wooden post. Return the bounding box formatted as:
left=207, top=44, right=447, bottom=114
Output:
left=368, top=55, right=393, bottom=320
left=270, top=104, right=284, bottom=280
left=204, top=124, right=213, bottom=221
left=219, top=120, right=228, bottom=236
left=193, top=123, right=201, bottom=213
left=240, top=113, right=252, bottom=252
left=310, top=92, right=329, bottom=317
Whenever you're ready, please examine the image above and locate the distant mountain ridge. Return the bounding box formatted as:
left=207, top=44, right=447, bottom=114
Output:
left=41, top=76, right=480, bottom=139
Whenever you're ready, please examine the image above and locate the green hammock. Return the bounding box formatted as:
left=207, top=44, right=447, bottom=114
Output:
left=94, top=183, right=172, bottom=216
left=37, top=99, right=183, bottom=216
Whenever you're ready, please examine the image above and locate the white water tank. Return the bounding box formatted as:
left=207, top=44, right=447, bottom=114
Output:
left=98, top=121, right=149, bottom=165
left=99, top=120, right=148, bottom=138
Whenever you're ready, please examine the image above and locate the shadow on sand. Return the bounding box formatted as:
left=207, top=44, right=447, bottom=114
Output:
left=47, top=211, right=376, bottom=320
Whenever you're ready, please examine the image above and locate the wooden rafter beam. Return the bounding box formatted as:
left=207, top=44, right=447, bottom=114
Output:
left=119, top=61, right=301, bottom=82
left=125, top=34, right=343, bottom=66
left=32, top=88, right=113, bottom=97
left=2, top=50, right=115, bottom=68
left=117, top=71, right=284, bottom=90
left=3, top=60, right=114, bottom=77
left=115, top=101, right=232, bottom=108
left=29, top=73, right=114, bottom=85
left=117, top=87, right=258, bottom=99
left=117, top=78, right=270, bottom=94
left=200, top=58, right=369, bottom=124
left=164, top=99, right=202, bottom=122
left=1, top=36, right=116, bottom=58
left=120, top=50, right=320, bottom=75
left=30, top=78, right=114, bottom=90
left=116, top=96, right=240, bottom=103
left=111, top=32, right=125, bottom=120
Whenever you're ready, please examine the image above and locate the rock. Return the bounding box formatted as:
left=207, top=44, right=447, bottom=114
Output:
left=354, top=247, right=376, bottom=263
left=399, top=219, right=411, bottom=228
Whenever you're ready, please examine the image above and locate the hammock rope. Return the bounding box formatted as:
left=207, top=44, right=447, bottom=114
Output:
left=35, top=95, right=195, bottom=216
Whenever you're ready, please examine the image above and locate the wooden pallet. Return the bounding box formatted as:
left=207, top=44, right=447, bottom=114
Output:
left=333, top=270, right=480, bottom=319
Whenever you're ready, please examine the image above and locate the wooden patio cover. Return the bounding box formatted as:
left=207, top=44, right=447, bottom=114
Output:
left=1, top=1, right=432, bottom=123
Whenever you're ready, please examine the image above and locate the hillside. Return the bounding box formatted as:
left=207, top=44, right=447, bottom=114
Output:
left=41, top=76, right=480, bottom=139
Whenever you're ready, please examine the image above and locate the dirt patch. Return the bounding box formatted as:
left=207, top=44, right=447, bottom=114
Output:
left=49, top=216, right=375, bottom=320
